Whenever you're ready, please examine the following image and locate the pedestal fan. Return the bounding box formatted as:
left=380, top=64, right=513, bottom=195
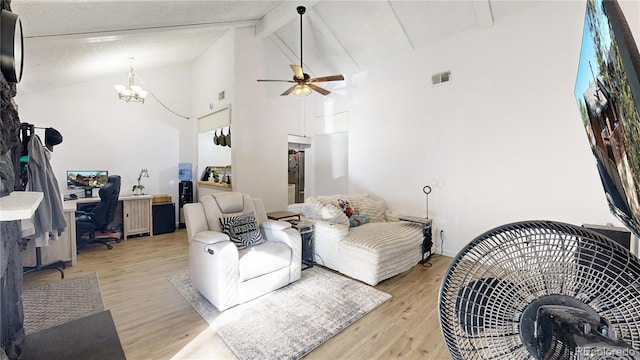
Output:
left=439, top=220, right=640, bottom=359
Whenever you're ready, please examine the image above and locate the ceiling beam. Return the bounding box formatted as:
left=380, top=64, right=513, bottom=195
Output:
left=387, top=1, right=414, bottom=53
left=255, top=0, right=319, bottom=39
left=473, top=0, right=494, bottom=29
left=267, top=33, right=302, bottom=71
left=305, top=7, right=360, bottom=74
left=23, top=20, right=257, bottom=40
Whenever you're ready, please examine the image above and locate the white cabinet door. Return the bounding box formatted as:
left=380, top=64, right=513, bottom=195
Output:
left=123, top=198, right=152, bottom=239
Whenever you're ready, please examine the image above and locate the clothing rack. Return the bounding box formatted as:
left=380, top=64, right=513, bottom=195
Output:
left=19, top=122, right=65, bottom=279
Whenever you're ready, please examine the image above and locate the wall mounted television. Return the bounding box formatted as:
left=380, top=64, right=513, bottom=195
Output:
left=67, top=170, right=109, bottom=198
left=574, top=0, right=640, bottom=238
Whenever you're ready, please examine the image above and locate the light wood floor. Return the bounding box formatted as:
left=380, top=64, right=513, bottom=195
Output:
left=23, top=229, right=453, bottom=359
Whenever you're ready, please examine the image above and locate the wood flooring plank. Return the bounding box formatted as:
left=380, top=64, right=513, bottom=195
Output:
left=22, top=229, right=453, bottom=359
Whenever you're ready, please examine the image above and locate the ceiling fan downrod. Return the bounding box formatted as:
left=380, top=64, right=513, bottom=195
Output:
left=297, top=6, right=305, bottom=71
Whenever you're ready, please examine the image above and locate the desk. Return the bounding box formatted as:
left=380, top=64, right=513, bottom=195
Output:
left=22, top=204, right=76, bottom=268
left=69, top=194, right=153, bottom=239
left=7, top=192, right=74, bottom=270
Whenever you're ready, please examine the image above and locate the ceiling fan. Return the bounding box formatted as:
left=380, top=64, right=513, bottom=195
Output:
left=257, top=6, right=344, bottom=96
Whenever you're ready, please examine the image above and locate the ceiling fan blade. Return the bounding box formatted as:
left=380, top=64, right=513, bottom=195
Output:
left=281, top=85, right=298, bottom=96
left=290, top=65, right=304, bottom=80
left=309, top=74, right=345, bottom=83
left=257, top=79, right=295, bottom=83
left=308, top=83, right=331, bottom=96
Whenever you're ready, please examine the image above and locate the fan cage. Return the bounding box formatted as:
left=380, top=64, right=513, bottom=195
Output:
left=439, top=220, right=640, bottom=359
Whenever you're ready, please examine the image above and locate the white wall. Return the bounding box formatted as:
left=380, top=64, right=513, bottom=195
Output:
left=619, top=1, right=639, bottom=41
left=190, top=26, right=313, bottom=211
left=191, top=29, right=236, bottom=119
left=323, top=1, right=624, bottom=256
left=190, top=29, right=236, bottom=186
left=232, top=26, right=314, bottom=211
left=15, top=63, right=192, bottom=221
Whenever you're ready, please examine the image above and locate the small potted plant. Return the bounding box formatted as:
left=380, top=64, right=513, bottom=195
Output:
left=132, top=184, right=145, bottom=195
left=209, top=169, right=219, bottom=182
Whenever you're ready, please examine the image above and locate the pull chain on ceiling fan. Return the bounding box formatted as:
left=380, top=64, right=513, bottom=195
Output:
left=257, top=6, right=344, bottom=96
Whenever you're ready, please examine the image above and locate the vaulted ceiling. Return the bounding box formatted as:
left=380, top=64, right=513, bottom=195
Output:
left=10, top=0, right=541, bottom=94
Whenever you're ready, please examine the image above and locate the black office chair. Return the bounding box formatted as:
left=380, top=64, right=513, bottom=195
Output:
left=76, top=175, right=122, bottom=251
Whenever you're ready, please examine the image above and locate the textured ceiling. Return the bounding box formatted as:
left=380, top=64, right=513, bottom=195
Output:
left=9, top=0, right=541, bottom=94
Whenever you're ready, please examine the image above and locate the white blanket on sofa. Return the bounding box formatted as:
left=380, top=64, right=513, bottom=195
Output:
left=295, top=195, right=426, bottom=285
left=313, top=220, right=423, bottom=285
left=338, top=222, right=423, bottom=285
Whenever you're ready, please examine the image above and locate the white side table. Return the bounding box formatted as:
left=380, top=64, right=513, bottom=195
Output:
left=400, top=215, right=433, bottom=264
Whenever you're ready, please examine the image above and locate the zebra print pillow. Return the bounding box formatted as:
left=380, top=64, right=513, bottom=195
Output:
left=219, top=211, right=264, bottom=249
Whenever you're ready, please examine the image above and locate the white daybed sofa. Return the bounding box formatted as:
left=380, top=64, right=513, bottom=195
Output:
left=293, top=194, right=424, bottom=285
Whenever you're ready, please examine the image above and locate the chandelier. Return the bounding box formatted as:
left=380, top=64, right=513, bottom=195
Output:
left=114, top=63, right=148, bottom=103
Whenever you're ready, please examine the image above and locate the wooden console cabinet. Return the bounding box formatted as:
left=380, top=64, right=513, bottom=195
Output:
left=123, top=196, right=153, bottom=239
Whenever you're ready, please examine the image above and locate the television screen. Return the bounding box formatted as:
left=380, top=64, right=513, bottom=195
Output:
left=574, top=0, right=640, bottom=238
left=67, top=170, right=109, bottom=190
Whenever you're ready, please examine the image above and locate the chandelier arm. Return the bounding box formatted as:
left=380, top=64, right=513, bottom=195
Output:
left=134, top=73, right=190, bottom=120
left=149, top=92, right=190, bottom=120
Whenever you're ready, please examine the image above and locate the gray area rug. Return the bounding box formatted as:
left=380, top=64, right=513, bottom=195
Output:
left=22, top=272, right=105, bottom=335
left=167, top=267, right=391, bottom=360
left=21, top=310, right=125, bottom=360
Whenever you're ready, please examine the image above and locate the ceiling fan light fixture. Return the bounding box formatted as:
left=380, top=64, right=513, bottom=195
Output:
left=292, top=84, right=312, bottom=97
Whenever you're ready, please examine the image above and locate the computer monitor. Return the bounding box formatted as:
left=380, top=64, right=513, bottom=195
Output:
left=67, top=170, right=109, bottom=198
left=574, top=0, right=640, bottom=239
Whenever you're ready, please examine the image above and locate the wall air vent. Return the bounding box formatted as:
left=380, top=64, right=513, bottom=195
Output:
left=431, top=71, right=451, bottom=86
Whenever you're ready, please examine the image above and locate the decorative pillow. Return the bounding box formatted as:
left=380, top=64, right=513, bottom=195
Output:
left=334, top=198, right=356, bottom=217
left=219, top=212, right=264, bottom=249
left=320, top=204, right=350, bottom=226
left=358, top=197, right=387, bottom=222
left=316, top=195, right=342, bottom=207
left=302, top=197, right=324, bottom=220
left=349, top=215, right=370, bottom=227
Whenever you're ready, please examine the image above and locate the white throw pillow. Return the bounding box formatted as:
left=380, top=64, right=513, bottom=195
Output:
left=358, top=197, right=387, bottom=222
left=316, top=195, right=342, bottom=207
left=343, top=193, right=370, bottom=214
left=321, top=204, right=350, bottom=226
left=301, top=197, right=324, bottom=220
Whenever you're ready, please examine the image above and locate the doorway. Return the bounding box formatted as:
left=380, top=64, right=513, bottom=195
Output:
left=288, top=143, right=308, bottom=204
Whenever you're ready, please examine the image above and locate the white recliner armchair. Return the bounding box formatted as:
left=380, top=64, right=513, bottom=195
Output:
left=184, top=192, right=301, bottom=311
